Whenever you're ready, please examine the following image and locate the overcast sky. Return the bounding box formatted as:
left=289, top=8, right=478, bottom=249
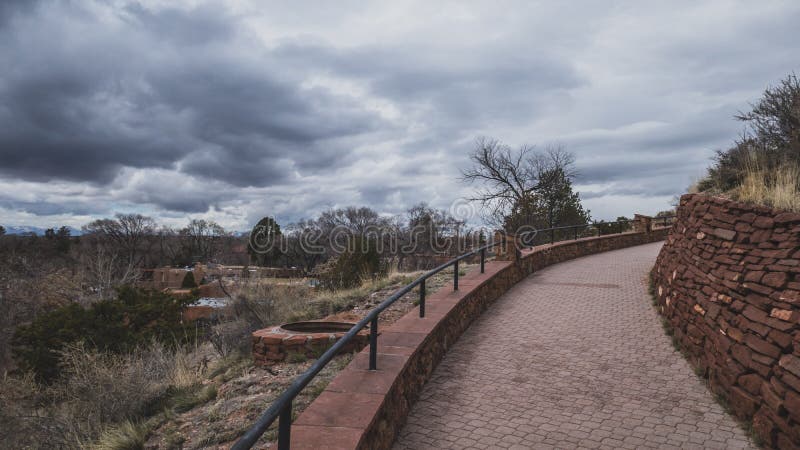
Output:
left=1, top=1, right=799, bottom=231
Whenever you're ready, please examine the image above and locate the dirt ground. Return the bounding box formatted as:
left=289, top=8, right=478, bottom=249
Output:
left=146, top=265, right=469, bottom=449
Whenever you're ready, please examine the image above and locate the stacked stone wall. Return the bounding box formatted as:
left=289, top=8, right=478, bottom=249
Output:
left=653, top=193, right=800, bottom=448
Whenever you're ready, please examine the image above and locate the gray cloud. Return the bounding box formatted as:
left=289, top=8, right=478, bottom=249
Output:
left=0, top=1, right=799, bottom=228
left=0, top=0, right=381, bottom=193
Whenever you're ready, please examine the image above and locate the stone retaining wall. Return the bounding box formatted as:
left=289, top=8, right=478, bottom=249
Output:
left=289, top=223, right=669, bottom=449
left=653, top=193, right=800, bottom=448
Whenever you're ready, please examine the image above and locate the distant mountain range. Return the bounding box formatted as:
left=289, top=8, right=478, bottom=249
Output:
left=2, top=225, right=84, bottom=236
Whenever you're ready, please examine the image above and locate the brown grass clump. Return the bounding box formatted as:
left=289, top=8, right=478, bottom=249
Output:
left=229, top=267, right=418, bottom=331
left=0, top=341, right=208, bottom=449
left=733, top=160, right=800, bottom=212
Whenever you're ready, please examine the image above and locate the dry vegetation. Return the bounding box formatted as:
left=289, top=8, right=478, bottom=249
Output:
left=697, top=72, right=799, bottom=210
left=1, top=264, right=464, bottom=449
left=735, top=161, right=800, bottom=212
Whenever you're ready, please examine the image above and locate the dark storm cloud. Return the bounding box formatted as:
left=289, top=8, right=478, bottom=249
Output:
left=0, top=0, right=36, bottom=26
left=122, top=2, right=235, bottom=45
left=0, top=1, right=381, bottom=190
left=274, top=41, right=585, bottom=125
left=1, top=1, right=799, bottom=227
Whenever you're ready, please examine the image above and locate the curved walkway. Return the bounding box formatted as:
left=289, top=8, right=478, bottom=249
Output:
left=393, top=242, right=755, bottom=450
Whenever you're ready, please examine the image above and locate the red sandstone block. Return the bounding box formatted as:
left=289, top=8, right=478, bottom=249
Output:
left=744, top=271, right=765, bottom=283
left=780, top=290, right=800, bottom=303
left=752, top=352, right=778, bottom=367
left=762, top=381, right=785, bottom=413
left=770, top=308, right=795, bottom=322
left=780, top=369, right=800, bottom=393
left=727, top=326, right=744, bottom=342
left=739, top=212, right=757, bottom=223
left=754, top=216, right=775, bottom=228
left=712, top=228, right=736, bottom=241
left=770, top=329, right=794, bottom=350
left=771, top=376, right=789, bottom=397
left=737, top=373, right=763, bottom=395
left=786, top=391, right=800, bottom=422
left=264, top=351, right=285, bottom=360
left=775, top=212, right=800, bottom=225
left=781, top=355, right=800, bottom=378
left=283, top=335, right=309, bottom=345
left=731, top=300, right=746, bottom=312
left=763, top=272, right=789, bottom=289
left=776, top=433, right=800, bottom=450
left=742, top=305, right=771, bottom=325
left=742, top=317, right=771, bottom=337
left=290, top=425, right=363, bottom=449
left=744, top=333, right=782, bottom=359
left=752, top=409, right=777, bottom=447
left=729, top=385, right=760, bottom=417
left=744, top=282, right=774, bottom=296
left=731, top=344, right=753, bottom=366
left=294, top=391, right=384, bottom=429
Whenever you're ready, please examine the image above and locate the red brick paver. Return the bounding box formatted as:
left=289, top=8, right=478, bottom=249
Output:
left=394, top=242, right=755, bottom=450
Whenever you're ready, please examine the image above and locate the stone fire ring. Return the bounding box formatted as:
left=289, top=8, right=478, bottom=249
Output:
left=251, top=321, right=370, bottom=366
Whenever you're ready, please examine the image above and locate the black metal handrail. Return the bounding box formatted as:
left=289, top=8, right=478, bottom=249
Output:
left=232, top=214, right=676, bottom=449
left=232, top=236, right=508, bottom=450
left=525, top=215, right=676, bottom=247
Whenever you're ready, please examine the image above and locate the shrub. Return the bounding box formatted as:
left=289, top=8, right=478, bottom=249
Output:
left=181, top=271, right=197, bottom=289
left=699, top=73, right=800, bottom=198
left=56, top=342, right=185, bottom=426
left=207, top=319, right=253, bottom=357
left=12, top=286, right=196, bottom=382
left=0, top=341, right=202, bottom=449
left=317, top=237, right=387, bottom=290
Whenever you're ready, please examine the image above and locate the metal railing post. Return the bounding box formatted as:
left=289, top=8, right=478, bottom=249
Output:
left=369, top=317, right=378, bottom=370
left=550, top=228, right=554, bottom=244
left=278, top=402, right=292, bottom=450
left=573, top=226, right=578, bottom=240
left=453, top=260, right=459, bottom=290
left=232, top=239, right=528, bottom=449
left=419, top=278, right=426, bottom=318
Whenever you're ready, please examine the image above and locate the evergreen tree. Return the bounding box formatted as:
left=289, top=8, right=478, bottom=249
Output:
left=248, top=216, right=282, bottom=266
left=181, top=271, right=197, bottom=289
left=503, top=167, right=590, bottom=233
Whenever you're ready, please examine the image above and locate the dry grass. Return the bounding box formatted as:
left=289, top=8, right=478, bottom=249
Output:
left=2, top=267, right=430, bottom=449
left=0, top=340, right=212, bottom=449
left=230, top=268, right=420, bottom=330
left=734, top=161, right=800, bottom=212
left=92, top=420, right=149, bottom=450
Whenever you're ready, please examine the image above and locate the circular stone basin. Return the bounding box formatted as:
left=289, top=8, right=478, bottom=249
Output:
left=251, top=320, right=369, bottom=366
left=279, top=321, right=357, bottom=333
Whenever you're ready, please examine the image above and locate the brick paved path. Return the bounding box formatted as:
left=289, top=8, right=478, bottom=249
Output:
left=394, top=242, right=755, bottom=449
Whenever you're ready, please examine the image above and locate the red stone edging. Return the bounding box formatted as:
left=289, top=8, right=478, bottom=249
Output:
left=653, top=193, right=800, bottom=449
left=288, top=226, right=669, bottom=449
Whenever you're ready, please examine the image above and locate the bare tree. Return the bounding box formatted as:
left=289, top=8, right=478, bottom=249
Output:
left=83, top=214, right=156, bottom=268
left=180, top=219, right=227, bottom=263
left=736, top=72, right=800, bottom=155
left=80, top=245, right=139, bottom=301
left=316, top=206, right=390, bottom=236
left=461, top=137, right=580, bottom=227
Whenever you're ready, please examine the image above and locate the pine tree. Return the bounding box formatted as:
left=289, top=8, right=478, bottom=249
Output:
left=248, top=216, right=282, bottom=266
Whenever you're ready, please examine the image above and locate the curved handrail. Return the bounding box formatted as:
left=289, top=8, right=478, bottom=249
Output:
left=232, top=237, right=508, bottom=449
left=232, top=215, right=675, bottom=449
